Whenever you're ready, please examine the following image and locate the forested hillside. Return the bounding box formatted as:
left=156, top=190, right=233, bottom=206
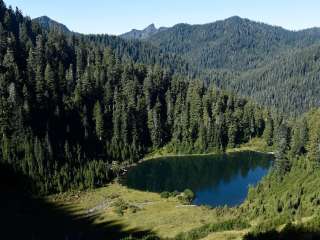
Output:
left=3, top=1, right=320, bottom=239
left=36, top=15, right=320, bottom=115
left=119, top=17, right=320, bottom=114
left=205, top=43, right=320, bottom=113
left=34, top=16, right=191, bottom=77
left=241, top=108, right=320, bottom=238
left=0, top=2, right=277, bottom=194
left=146, top=16, right=320, bottom=71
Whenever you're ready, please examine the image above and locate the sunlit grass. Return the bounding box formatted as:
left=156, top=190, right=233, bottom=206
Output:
left=48, top=183, right=241, bottom=238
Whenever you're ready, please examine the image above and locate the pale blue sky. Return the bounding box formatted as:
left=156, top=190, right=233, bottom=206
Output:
left=4, top=0, right=320, bottom=35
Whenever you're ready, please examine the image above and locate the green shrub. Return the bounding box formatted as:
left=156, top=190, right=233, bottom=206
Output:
left=113, top=198, right=129, bottom=209
left=183, top=189, right=195, bottom=202
left=171, top=190, right=180, bottom=197
left=112, top=198, right=129, bottom=215
left=160, top=191, right=170, bottom=198
left=177, top=189, right=196, bottom=205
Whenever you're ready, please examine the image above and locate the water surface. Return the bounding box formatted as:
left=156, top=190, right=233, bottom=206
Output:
left=122, top=151, right=272, bottom=207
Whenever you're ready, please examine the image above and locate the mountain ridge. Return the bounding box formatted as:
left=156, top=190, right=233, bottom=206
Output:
left=120, top=23, right=168, bottom=40
left=31, top=15, right=320, bottom=114
left=33, top=15, right=71, bottom=34
left=34, top=15, right=320, bottom=42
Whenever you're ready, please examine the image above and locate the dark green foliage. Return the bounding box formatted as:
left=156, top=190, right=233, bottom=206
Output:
left=183, top=189, right=195, bottom=202
left=242, top=109, right=320, bottom=237
left=120, top=17, right=320, bottom=115
left=112, top=198, right=129, bottom=216
left=4, top=2, right=320, bottom=238
left=0, top=1, right=273, bottom=194
left=274, top=123, right=291, bottom=174
left=244, top=222, right=320, bottom=240
left=16, top=6, right=320, bottom=240
left=160, top=190, right=180, bottom=198
left=263, top=112, right=274, bottom=146
left=290, top=118, right=308, bottom=157
left=112, top=198, right=142, bottom=216
left=147, top=16, right=314, bottom=71
left=160, top=191, right=170, bottom=198
left=306, top=110, right=320, bottom=166
left=37, top=15, right=320, bottom=115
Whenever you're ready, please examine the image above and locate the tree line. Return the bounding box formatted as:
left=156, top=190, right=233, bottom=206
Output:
left=0, top=2, right=283, bottom=194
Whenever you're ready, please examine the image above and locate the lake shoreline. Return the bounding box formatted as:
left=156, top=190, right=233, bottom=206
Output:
left=144, top=149, right=275, bottom=161
left=121, top=150, right=273, bottom=207
left=49, top=148, right=274, bottom=239
left=118, top=145, right=274, bottom=177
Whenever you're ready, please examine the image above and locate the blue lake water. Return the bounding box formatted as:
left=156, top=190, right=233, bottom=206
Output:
left=122, top=151, right=272, bottom=207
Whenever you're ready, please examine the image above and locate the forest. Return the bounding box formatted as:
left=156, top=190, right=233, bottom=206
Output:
left=2, top=0, right=320, bottom=239
left=121, top=16, right=320, bottom=115
left=0, top=2, right=282, bottom=194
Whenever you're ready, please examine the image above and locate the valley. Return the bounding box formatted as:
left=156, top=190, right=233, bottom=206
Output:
left=2, top=1, right=320, bottom=239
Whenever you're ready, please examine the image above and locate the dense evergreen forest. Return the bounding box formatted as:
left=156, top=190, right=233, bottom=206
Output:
left=36, top=15, right=320, bottom=115
left=145, top=16, right=320, bottom=71
left=120, top=17, right=320, bottom=114
left=240, top=108, right=320, bottom=238
left=34, top=16, right=192, bottom=78
left=0, top=2, right=280, bottom=194
left=3, top=1, right=320, bottom=239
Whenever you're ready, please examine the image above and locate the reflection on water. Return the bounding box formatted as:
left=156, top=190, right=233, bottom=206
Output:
left=122, top=151, right=273, bottom=207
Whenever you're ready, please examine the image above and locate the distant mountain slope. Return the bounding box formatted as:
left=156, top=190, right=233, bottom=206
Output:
left=199, top=42, right=320, bottom=114
left=33, top=16, right=71, bottom=34
left=32, top=15, right=320, bottom=114
left=146, top=16, right=320, bottom=71
left=32, top=16, right=190, bottom=74
left=120, top=24, right=167, bottom=40
left=122, top=16, right=320, bottom=114
left=231, top=43, right=320, bottom=113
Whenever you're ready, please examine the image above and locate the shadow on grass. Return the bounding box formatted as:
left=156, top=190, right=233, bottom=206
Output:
left=244, top=223, right=320, bottom=240
left=0, top=163, right=159, bottom=240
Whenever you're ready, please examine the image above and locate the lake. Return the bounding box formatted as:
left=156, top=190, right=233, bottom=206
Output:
left=122, top=151, right=273, bottom=207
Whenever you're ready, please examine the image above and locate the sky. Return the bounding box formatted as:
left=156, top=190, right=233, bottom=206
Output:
left=3, top=0, right=320, bottom=35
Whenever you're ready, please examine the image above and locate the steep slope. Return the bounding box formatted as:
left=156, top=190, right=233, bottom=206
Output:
left=224, top=43, right=320, bottom=114
left=197, top=43, right=320, bottom=114
left=242, top=109, right=320, bottom=238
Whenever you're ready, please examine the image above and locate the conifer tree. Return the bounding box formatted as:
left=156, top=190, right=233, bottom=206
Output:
left=93, top=101, right=104, bottom=141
